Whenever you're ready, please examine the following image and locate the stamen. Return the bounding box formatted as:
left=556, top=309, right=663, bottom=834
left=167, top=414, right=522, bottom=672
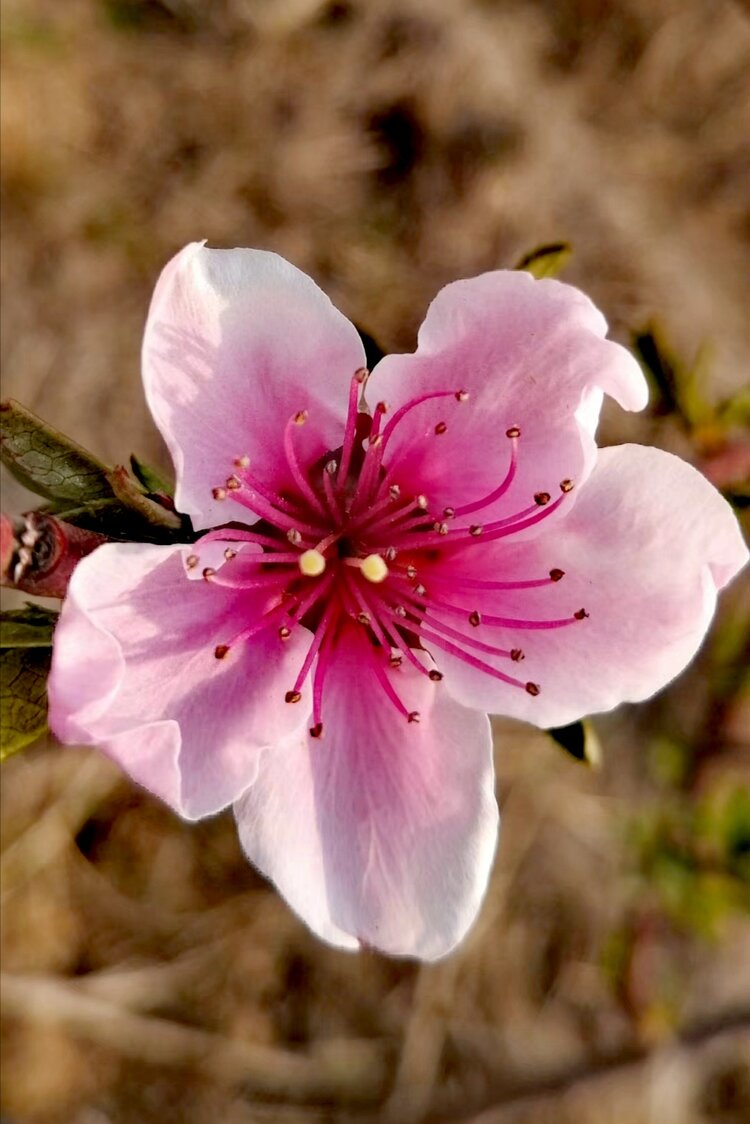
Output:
left=226, top=480, right=325, bottom=539
left=186, top=554, right=199, bottom=570
left=283, top=414, right=328, bottom=518
left=379, top=388, right=468, bottom=450
left=285, top=690, right=302, bottom=704
left=414, top=625, right=534, bottom=692
left=290, top=598, right=338, bottom=695
left=322, top=460, right=343, bottom=520
left=434, top=421, right=447, bottom=435
left=453, top=428, right=519, bottom=518
left=364, top=645, right=416, bottom=723
left=337, top=370, right=367, bottom=487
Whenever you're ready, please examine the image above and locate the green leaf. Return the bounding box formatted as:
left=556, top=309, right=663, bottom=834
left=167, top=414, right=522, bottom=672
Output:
left=0, top=645, right=51, bottom=759
left=1, top=399, right=116, bottom=505
left=546, top=720, right=601, bottom=767
left=0, top=605, right=58, bottom=648
left=515, top=242, right=572, bottom=279
left=632, top=327, right=680, bottom=415
left=129, top=454, right=174, bottom=498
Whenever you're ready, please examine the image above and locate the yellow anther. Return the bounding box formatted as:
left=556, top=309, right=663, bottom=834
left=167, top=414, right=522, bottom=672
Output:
left=299, top=548, right=326, bottom=577
left=361, top=553, right=389, bottom=584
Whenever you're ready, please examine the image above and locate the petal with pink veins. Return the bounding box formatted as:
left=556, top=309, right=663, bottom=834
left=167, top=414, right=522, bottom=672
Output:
left=48, top=541, right=313, bottom=818
left=429, top=445, right=748, bottom=728
left=367, top=270, right=647, bottom=532
left=142, top=243, right=366, bottom=530
left=234, top=625, right=498, bottom=959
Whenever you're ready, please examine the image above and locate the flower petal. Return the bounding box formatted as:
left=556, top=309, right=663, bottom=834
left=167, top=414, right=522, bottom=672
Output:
left=431, top=444, right=748, bottom=728
left=367, top=270, right=647, bottom=530
left=48, top=541, right=313, bottom=818
left=142, top=243, right=366, bottom=530
left=234, top=626, right=498, bottom=959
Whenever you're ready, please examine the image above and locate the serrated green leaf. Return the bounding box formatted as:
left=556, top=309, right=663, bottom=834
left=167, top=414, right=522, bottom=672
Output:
left=129, top=454, right=174, bottom=498
left=0, top=645, right=50, bottom=759
left=0, top=605, right=58, bottom=648
left=515, top=242, right=572, bottom=279
left=1, top=399, right=116, bottom=505
left=546, top=719, right=601, bottom=767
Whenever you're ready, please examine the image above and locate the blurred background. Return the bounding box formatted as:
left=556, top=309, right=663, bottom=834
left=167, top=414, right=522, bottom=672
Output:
left=1, top=1, right=749, bottom=1122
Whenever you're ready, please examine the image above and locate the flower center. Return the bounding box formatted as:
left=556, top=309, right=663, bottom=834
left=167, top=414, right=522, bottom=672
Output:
left=196, top=368, right=587, bottom=737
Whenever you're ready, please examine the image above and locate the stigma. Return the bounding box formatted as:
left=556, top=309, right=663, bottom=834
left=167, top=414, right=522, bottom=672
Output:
left=298, top=549, right=326, bottom=577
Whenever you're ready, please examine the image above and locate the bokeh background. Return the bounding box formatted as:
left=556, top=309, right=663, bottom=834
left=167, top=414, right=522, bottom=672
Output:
left=1, top=1, right=749, bottom=1122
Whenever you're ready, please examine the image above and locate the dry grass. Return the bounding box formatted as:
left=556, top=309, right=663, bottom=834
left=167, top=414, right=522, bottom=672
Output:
left=1, top=1, right=749, bottom=1121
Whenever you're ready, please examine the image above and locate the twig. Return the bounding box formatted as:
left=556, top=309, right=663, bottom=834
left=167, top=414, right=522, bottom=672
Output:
left=0, top=971, right=388, bottom=1105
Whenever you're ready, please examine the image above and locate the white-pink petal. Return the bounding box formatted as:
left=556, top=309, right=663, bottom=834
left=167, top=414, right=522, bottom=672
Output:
left=367, top=270, right=647, bottom=532
left=142, top=243, right=366, bottom=530
left=234, top=627, right=498, bottom=959
left=436, top=444, right=748, bottom=728
left=48, top=541, right=313, bottom=819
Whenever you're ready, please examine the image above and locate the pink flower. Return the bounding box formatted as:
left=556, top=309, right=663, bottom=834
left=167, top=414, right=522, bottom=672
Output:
left=48, top=244, right=748, bottom=959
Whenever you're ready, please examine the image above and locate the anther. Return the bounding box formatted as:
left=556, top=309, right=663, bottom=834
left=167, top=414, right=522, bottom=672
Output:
left=416, top=495, right=428, bottom=510
left=293, top=410, right=308, bottom=426
left=413, top=583, right=427, bottom=597
left=534, top=492, right=551, bottom=506
left=407, top=711, right=421, bottom=723
left=389, top=653, right=403, bottom=668
left=433, top=521, right=449, bottom=535
left=406, top=565, right=418, bottom=580
left=510, top=649, right=525, bottom=662
left=443, top=507, right=455, bottom=518
left=376, top=401, right=389, bottom=414
left=212, top=487, right=227, bottom=501
left=455, top=390, right=469, bottom=402
left=469, top=524, right=483, bottom=537
left=434, top=421, right=448, bottom=435
left=384, top=547, right=398, bottom=562
left=506, top=426, right=521, bottom=439
left=549, top=568, right=565, bottom=582
left=356, top=612, right=371, bottom=626
left=560, top=479, right=574, bottom=493
left=468, top=610, right=482, bottom=628
left=202, top=567, right=215, bottom=581
left=395, top=605, right=407, bottom=618
left=214, top=645, right=230, bottom=660
left=428, top=669, right=443, bottom=681
left=354, top=367, right=368, bottom=384
left=285, top=690, right=302, bottom=704
left=389, top=484, right=401, bottom=500
left=287, top=528, right=302, bottom=545
left=574, top=608, right=590, bottom=620
left=299, top=549, right=326, bottom=577
left=325, top=460, right=337, bottom=475
left=361, top=553, right=389, bottom=584
left=525, top=682, right=541, bottom=696
left=225, top=475, right=241, bottom=491
left=310, top=722, right=324, bottom=738
left=233, top=454, right=250, bottom=468
left=186, top=554, right=199, bottom=570
left=223, top=548, right=237, bottom=561
left=278, top=626, right=291, bottom=640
